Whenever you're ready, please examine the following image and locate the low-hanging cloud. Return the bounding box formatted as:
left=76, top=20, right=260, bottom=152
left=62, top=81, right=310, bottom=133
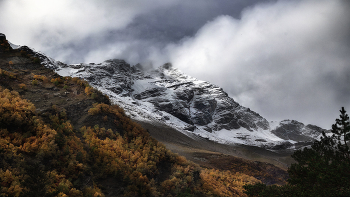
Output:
left=0, top=0, right=349, bottom=128
left=0, top=0, right=271, bottom=64
left=0, top=0, right=180, bottom=63
left=167, top=0, right=350, bottom=128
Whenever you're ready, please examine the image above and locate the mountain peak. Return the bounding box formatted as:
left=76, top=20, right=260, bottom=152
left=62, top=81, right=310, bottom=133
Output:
left=162, top=62, right=173, bottom=70
left=0, top=33, right=6, bottom=40
left=42, top=58, right=324, bottom=150
left=15, top=43, right=326, bottom=150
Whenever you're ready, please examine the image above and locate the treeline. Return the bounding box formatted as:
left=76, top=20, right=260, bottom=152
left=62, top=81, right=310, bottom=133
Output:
left=0, top=84, right=260, bottom=196
left=244, top=107, right=350, bottom=197
left=0, top=39, right=285, bottom=196
left=3, top=35, right=350, bottom=197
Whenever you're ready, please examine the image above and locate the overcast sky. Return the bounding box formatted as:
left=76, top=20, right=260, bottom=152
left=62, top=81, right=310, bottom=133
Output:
left=1, top=0, right=349, bottom=128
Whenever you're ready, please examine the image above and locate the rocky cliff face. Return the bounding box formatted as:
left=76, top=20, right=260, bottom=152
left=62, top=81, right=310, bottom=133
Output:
left=0, top=33, right=6, bottom=42
left=16, top=42, right=326, bottom=149
left=271, top=120, right=327, bottom=142
left=58, top=61, right=268, bottom=127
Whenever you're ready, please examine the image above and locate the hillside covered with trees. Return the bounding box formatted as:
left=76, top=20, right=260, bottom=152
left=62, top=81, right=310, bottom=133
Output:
left=244, top=107, right=350, bottom=196
left=2, top=32, right=349, bottom=197
left=0, top=34, right=273, bottom=196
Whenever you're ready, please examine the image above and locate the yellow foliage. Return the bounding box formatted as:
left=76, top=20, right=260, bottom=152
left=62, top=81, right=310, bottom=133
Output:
left=0, top=68, right=16, bottom=78
left=51, top=77, right=63, bottom=86
left=0, top=88, right=58, bottom=156
left=69, top=188, right=84, bottom=197
left=93, top=103, right=115, bottom=114
left=57, top=192, right=67, bottom=197
left=84, top=185, right=105, bottom=197
left=0, top=72, right=270, bottom=197
left=176, top=156, right=187, bottom=165
left=31, top=79, right=38, bottom=85
left=85, top=86, right=93, bottom=96
left=33, top=75, right=48, bottom=82
left=0, top=88, right=36, bottom=129
left=0, top=169, right=24, bottom=197
left=72, top=77, right=89, bottom=87
left=18, top=83, right=26, bottom=89
left=200, top=169, right=260, bottom=197
left=33, top=75, right=41, bottom=80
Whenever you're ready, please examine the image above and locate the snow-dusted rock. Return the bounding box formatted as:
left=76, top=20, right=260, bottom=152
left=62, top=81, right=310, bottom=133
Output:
left=2, top=33, right=326, bottom=149
left=270, top=120, right=327, bottom=142
left=11, top=40, right=324, bottom=150
left=47, top=59, right=325, bottom=149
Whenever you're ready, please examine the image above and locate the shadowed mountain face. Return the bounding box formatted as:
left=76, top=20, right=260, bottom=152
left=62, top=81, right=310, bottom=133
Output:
left=0, top=34, right=290, bottom=192
left=68, top=61, right=269, bottom=132
left=270, top=120, right=328, bottom=148
left=5, top=34, right=327, bottom=150
left=49, top=59, right=327, bottom=150
left=0, top=33, right=6, bottom=42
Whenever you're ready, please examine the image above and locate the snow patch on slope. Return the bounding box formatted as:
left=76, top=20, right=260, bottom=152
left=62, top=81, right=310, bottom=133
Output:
left=9, top=41, right=20, bottom=49
left=53, top=61, right=289, bottom=148
left=36, top=57, right=325, bottom=149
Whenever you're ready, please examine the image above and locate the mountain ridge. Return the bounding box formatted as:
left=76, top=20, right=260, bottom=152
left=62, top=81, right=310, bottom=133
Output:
left=45, top=56, right=327, bottom=150
left=0, top=32, right=290, bottom=196
left=4, top=34, right=327, bottom=150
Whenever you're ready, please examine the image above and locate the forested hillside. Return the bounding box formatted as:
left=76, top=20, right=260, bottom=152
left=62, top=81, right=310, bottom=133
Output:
left=244, top=107, right=350, bottom=196
left=0, top=34, right=274, bottom=196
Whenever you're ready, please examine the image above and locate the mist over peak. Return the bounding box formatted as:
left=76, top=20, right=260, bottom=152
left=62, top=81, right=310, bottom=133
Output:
left=1, top=0, right=349, bottom=128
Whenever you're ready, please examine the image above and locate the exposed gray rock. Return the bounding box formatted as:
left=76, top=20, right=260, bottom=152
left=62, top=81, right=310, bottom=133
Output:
left=30, top=55, right=327, bottom=149
left=0, top=33, right=6, bottom=41
left=62, top=60, right=270, bottom=133
left=271, top=120, right=327, bottom=142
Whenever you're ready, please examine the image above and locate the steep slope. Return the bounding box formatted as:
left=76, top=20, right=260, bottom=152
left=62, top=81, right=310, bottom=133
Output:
left=50, top=60, right=326, bottom=150
left=269, top=120, right=327, bottom=149
left=2, top=33, right=283, bottom=197
left=4, top=31, right=325, bottom=150
left=3, top=33, right=328, bottom=152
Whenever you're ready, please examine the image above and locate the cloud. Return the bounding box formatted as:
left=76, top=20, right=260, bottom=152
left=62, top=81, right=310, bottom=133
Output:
left=1, top=0, right=349, bottom=128
left=167, top=0, right=350, bottom=128
left=0, top=0, right=272, bottom=64
left=0, top=0, right=179, bottom=63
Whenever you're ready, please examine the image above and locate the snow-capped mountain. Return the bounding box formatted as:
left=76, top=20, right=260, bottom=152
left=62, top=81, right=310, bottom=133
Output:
left=19, top=42, right=327, bottom=150
left=52, top=59, right=327, bottom=149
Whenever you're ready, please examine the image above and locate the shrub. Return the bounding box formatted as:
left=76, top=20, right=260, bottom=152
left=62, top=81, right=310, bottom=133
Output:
left=19, top=83, right=27, bottom=90
left=51, top=78, right=63, bottom=86
left=31, top=79, right=38, bottom=86
left=33, top=75, right=48, bottom=83
left=32, top=57, right=40, bottom=64
left=0, top=88, right=36, bottom=131
left=84, top=86, right=93, bottom=96
left=0, top=69, right=16, bottom=79
left=20, top=50, right=28, bottom=57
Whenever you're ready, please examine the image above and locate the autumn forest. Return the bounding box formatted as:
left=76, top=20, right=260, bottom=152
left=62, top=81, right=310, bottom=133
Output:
left=0, top=34, right=265, bottom=197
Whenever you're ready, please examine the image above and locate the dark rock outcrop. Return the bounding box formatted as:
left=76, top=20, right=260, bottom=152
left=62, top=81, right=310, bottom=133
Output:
left=0, top=33, right=6, bottom=42
left=38, top=58, right=327, bottom=148
left=65, top=61, right=270, bottom=134
left=271, top=120, right=327, bottom=142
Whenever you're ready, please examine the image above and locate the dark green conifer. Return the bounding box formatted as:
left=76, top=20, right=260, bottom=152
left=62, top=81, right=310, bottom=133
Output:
left=20, top=161, right=52, bottom=197
left=245, top=107, right=350, bottom=197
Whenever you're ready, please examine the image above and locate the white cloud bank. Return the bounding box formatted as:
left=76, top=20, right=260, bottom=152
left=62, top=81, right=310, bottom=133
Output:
left=167, top=0, right=350, bottom=128
left=0, top=0, right=349, bottom=128
left=0, top=0, right=178, bottom=63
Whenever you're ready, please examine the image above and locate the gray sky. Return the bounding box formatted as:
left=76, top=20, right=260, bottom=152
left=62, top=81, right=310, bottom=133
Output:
left=1, top=0, right=349, bottom=128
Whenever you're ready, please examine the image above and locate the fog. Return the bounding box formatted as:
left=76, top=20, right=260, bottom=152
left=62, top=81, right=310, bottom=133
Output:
left=1, top=0, right=349, bottom=128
